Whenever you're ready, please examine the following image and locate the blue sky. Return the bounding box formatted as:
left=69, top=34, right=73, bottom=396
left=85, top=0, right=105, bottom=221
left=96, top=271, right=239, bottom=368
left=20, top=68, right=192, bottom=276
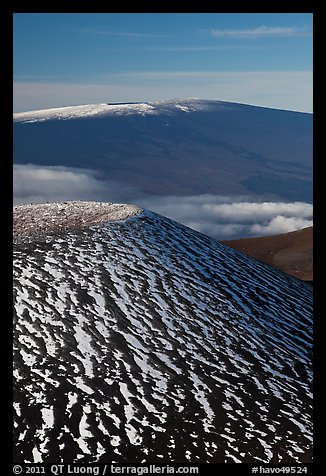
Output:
left=13, top=13, right=313, bottom=112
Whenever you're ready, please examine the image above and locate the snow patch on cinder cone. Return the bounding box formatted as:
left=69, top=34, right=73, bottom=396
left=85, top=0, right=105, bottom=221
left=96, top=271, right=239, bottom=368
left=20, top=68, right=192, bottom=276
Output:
left=13, top=201, right=142, bottom=237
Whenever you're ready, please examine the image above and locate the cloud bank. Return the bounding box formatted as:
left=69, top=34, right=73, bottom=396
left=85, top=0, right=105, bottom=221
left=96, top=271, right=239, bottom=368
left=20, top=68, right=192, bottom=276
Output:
left=13, top=164, right=141, bottom=205
left=13, top=164, right=313, bottom=240
left=139, top=195, right=313, bottom=239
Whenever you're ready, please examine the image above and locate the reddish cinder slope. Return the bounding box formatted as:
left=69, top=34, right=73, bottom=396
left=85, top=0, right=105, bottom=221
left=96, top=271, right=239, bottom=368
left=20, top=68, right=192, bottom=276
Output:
left=222, top=227, right=313, bottom=282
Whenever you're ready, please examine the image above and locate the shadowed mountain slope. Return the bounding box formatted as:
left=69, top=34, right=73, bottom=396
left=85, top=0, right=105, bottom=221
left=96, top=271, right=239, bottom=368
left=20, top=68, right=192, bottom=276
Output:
left=13, top=99, right=312, bottom=201
left=13, top=202, right=312, bottom=463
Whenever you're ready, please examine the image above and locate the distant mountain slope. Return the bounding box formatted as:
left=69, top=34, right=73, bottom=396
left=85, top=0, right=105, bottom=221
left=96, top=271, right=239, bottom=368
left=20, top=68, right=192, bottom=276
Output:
left=223, top=227, right=313, bottom=282
left=13, top=202, right=312, bottom=463
left=13, top=99, right=312, bottom=201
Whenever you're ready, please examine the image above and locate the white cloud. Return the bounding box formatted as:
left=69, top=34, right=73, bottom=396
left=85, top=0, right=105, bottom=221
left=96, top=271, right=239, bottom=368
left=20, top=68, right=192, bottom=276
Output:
left=210, top=26, right=310, bottom=39
left=13, top=164, right=312, bottom=240
left=13, top=164, right=140, bottom=205
left=249, top=215, right=313, bottom=236
left=200, top=201, right=312, bottom=222
left=139, top=194, right=313, bottom=239
left=72, top=27, right=168, bottom=38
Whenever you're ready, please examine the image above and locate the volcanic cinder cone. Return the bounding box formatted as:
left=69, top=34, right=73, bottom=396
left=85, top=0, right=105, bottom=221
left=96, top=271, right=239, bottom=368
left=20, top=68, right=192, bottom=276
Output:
left=13, top=201, right=312, bottom=463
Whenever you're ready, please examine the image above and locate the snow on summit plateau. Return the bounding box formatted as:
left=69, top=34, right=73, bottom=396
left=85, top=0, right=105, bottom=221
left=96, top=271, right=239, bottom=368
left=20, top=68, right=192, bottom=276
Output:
left=13, top=99, right=206, bottom=123
left=13, top=201, right=141, bottom=237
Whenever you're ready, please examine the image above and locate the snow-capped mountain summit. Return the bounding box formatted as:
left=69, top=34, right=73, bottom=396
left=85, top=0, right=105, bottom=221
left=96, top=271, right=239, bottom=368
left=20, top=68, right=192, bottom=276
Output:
left=13, top=201, right=312, bottom=463
left=13, top=99, right=312, bottom=202
left=13, top=99, right=210, bottom=123
left=13, top=102, right=157, bottom=123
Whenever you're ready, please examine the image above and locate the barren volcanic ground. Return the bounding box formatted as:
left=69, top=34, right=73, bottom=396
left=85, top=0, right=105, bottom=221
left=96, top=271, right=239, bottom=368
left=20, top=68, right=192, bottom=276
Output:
left=223, top=227, right=313, bottom=282
left=13, top=202, right=313, bottom=463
